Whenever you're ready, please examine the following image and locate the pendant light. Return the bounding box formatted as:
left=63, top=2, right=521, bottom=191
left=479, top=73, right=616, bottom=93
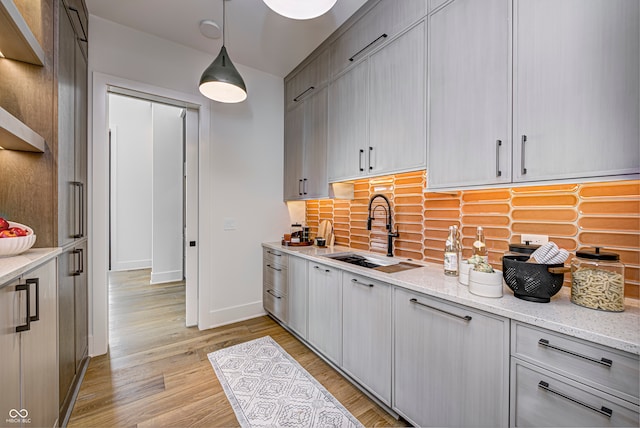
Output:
left=199, top=0, right=247, bottom=103
left=263, top=0, right=337, bottom=20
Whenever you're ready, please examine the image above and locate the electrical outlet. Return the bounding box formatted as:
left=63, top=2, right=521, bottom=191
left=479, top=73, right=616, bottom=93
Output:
left=521, top=234, right=549, bottom=245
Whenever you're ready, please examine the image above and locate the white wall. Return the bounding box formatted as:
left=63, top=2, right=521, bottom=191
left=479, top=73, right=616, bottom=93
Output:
left=108, top=94, right=153, bottom=271
left=89, top=15, right=290, bottom=354
left=151, top=104, right=184, bottom=284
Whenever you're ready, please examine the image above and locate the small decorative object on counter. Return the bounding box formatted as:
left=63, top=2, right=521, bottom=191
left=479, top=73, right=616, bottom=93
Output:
left=315, top=237, right=326, bottom=247
left=0, top=218, right=36, bottom=257
left=472, top=226, right=488, bottom=263
left=444, top=225, right=460, bottom=276
left=290, top=223, right=302, bottom=243
left=502, top=254, right=566, bottom=303
left=571, top=247, right=625, bottom=312
left=458, top=260, right=473, bottom=285
left=529, top=242, right=569, bottom=264
left=468, top=262, right=503, bottom=298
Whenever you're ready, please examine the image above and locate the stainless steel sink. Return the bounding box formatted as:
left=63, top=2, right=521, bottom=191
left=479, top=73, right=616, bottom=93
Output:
left=324, top=253, right=422, bottom=273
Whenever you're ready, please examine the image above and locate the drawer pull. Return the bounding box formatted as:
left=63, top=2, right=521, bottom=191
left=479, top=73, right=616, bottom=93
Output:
left=266, top=289, right=281, bottom=299
left=267, top=250, right=281, bottom=257
left=349, top=33, right=388, bottom=62
left=266, top=264, right=282, bottom=272
left=313, top=265, right=330, bottom=273
left=538, top=381, right=613, bottom=418
left=410, top=298, right=472, bottom=322
left=351, top=278, right=373, bottom=287
left=538, top=339, right=613, bottom=368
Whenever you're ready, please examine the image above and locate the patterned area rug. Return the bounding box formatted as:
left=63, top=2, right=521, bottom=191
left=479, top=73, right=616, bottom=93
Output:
left=208, top=336, right=363, bottom=428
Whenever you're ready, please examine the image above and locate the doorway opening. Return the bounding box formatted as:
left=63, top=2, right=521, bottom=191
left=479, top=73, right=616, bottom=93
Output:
left=105, top=87, right=199, bottom=346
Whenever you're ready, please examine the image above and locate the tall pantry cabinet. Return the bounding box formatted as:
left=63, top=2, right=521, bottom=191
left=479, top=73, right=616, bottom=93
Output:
left=57, top=0, right=90, bottom=424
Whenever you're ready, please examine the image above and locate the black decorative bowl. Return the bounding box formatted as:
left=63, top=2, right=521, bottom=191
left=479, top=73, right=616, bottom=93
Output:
left=502, top=255, right=565, bottom=303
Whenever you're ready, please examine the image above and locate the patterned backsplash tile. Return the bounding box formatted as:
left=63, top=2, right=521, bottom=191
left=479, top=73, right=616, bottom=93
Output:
left=305, top=172, right=640, bottom=299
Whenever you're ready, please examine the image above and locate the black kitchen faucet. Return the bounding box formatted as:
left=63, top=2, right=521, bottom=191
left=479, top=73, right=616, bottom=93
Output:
left=367, top=194, right=399, bottom=257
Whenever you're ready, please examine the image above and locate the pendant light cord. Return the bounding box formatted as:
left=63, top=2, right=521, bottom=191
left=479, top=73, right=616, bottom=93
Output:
left=222, top=0, right=226, bottom=66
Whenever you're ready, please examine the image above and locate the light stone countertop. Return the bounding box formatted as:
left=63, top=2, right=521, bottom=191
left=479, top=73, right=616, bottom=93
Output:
left=263, top=242, right=640, bottom=356
left=0, top=248, right=62, bottom=287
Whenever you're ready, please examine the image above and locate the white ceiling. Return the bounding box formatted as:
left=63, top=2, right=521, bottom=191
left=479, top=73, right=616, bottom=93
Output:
left=85, top=0, right=369, bottom=78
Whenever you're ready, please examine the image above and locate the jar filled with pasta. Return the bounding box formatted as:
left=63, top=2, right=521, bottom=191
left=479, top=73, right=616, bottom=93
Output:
left=570, top=247, right=625, bottom=312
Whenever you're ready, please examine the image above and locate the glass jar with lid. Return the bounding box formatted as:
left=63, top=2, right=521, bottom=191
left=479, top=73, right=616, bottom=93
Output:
left=570, top=247, right=625, bottom=312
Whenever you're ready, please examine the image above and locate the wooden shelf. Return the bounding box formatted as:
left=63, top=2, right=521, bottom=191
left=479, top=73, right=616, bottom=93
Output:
left=0, top=107, right=45, bottom=152
left=0, top=0, right=45, bottom=65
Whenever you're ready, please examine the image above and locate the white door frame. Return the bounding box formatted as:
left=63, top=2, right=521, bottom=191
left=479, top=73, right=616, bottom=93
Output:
left=90, top=72, right=209, bottom=356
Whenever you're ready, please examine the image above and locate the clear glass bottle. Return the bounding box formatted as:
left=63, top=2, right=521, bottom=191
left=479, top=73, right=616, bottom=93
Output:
left=472, top=226, right=488, bottom=263
left=444, top=225, right=460, bottom=276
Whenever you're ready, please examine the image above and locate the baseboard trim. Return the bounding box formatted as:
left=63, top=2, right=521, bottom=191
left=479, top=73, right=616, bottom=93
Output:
left=111, top=259, right=151, bottom=272
left=199, top=300, right=265, bottom=330
left=150, top=269, right=183, bottom=284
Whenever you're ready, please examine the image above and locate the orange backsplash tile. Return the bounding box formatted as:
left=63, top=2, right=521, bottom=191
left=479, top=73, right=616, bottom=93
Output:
left=306, top=172, right=640, bottom=300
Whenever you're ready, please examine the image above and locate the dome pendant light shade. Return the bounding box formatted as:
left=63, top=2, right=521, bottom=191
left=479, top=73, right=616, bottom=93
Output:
left=199, top=0, right=247, bottom=103
left=263, top=0, right=337, bottom=20
left=199, top=46, right=247, bottom=103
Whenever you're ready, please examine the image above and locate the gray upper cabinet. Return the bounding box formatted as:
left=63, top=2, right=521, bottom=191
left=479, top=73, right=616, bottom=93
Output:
left=328, top=21, right=427, bottom=182
left=427, top=0, right=511, bottom=188
left=283, top=52, right=329, bottom=201
left=283, top=86, right=329, bottom=201
left=329, top=0, right=427, bottom=77
left=513, top=0, right=639, bottom=183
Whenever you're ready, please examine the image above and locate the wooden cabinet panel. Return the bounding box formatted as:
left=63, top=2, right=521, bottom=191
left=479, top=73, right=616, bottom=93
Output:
left=342, top=272, right=392, bottom=405
left=511, top=359, right=639, bottom=427
left=285, top=49, right=329, bottom=111
left=58, top=248, right=76, bottom=405
left=330, top=0, right=427, bottom=77
left=327, top=61, right=368, bottom=182
left=307, top=262, right=342, bottom=365
left=0, top=280, right=21, bottom=424
left=287, top=256, right=308, bottom=339
left=427, top=0, right=511, bottom=188
left=283, top=103, right=305, bottom=200
left=302, top=86, right=328, bottom=199
left=394, top=287, right=509, bottom=427
left=74, top=241, right=88, bottom=369
left=369, top=22, right=426, bottom=176
left=513, top=0, right=639, bottom=182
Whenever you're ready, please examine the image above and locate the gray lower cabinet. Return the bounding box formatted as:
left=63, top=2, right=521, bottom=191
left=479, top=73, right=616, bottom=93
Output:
left=510, top=321, right=639, bottom=427
left=307, top=262, right=342, bottom=365
left=59, top=239, right=89, bottom=423
left=342, top=272, right=392, bottom=406
left=287, top=256, right=308, bottom=339
left=393, top=287, right=510, bottom=427
left=1, top=259, right=59, bottom=428
left=263, top=249, right=288, bottom=323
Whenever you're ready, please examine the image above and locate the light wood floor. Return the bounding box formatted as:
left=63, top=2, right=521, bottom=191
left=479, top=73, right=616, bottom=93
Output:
left=68, top=269, right=408, bottom=427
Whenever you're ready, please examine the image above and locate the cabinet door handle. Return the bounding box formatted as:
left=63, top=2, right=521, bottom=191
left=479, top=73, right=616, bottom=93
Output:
left=266, top=264, right=282, bottom=272
left=538, top=339, right=613, bottom=368
left=538, top=381, right=612, bottom=418
left=520, top=135, right=527, bottom=175
left=72, top=182, right=84, bottom=238
left=293, top=86, right=315, bottom=102
left=266, top=289, right=281, bottom=299
left=267, top=250, right=281, bottom=257
left=15, top=283, right=31, bottom=332
left=72, top=248, right=83, bottom=276
left=495, top=140, right=502, bottom=177
left=351, top=278, right=373, bottom=287
left=303, top=178, right=308, bottom=195
left=368, top=146, right=374, bottom=171
left=359, top=149, right=364, bottom=172
left=26, top=278, right=40, bottom=322
left=298, top=179, right=303, bottom=196
left=313, top=265, right=330, bottom=273
left=68, top=6, right=88, bottom=42
left=349, top=34, right=388, bottom=62
left=410, top=298, right=472, bottom=322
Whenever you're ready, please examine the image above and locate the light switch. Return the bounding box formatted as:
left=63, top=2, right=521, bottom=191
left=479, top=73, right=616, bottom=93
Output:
left=223, top=218, right=237, bottom=231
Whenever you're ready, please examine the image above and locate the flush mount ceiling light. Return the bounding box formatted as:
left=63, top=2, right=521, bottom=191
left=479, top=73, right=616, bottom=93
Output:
left=199, top=0, right=247, bottom=103
left=263, top=0, right=338, bottom=20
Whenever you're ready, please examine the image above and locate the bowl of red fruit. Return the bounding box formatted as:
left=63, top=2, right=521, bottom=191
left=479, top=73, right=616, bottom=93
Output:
left=0, top=218, right=36, bottom=257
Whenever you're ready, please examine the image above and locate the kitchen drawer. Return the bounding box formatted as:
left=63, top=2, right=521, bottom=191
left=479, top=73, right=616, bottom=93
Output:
left=512, top=322, right=639, bottom=404
left=263, top=248, right=288, bottom=268
left=329, top=0, right=426, bottom=77
left=511, top=359, right=639, bottom=427
left=263, top=261, right=288, bottom=295
left=263, top=289, right=288, bottom=324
